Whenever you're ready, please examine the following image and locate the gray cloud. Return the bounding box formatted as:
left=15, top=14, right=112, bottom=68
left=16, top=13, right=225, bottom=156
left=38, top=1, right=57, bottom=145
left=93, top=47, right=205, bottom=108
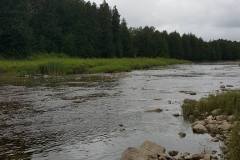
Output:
left=90, top=0, right=240, bottom=41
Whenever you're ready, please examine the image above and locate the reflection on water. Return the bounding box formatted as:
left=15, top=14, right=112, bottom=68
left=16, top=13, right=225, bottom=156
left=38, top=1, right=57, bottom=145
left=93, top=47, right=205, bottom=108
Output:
left=0, top=64, right=240, bottom=160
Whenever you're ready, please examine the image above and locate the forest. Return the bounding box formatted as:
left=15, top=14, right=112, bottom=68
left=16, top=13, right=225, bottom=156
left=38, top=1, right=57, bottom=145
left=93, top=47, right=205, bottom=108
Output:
left=0, top=0, right=240, bottom=61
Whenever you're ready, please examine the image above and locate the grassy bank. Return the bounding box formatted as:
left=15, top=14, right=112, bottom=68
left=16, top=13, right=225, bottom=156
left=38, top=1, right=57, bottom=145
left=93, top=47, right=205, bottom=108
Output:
left=182, top=91, right=240, bottom=160
left=0, top=57, right=187, bottom=76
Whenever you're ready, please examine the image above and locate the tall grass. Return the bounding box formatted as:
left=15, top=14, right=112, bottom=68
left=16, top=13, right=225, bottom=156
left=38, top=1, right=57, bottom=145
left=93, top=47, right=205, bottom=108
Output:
left=229, top=123, right=240, bottom=160
left=182, top=91, right=240, bottom=119
left=0, top=57, right=187, bottom=76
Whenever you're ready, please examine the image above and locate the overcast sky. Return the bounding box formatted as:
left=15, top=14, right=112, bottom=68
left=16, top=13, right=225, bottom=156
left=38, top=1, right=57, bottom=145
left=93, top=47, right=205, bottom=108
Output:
left=90, top=0, right=240, bottom=41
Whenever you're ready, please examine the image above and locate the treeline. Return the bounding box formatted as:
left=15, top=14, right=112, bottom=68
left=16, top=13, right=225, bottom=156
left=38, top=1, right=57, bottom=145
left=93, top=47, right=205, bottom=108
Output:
left=0, top=0, right=240, bottom=61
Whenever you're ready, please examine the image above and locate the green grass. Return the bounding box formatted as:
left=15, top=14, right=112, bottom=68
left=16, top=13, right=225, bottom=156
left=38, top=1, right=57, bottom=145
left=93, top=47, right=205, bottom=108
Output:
left=182, top=91, right=240, bottom=160
left=0, top=56, right=187, bottom=76
left=182, top=91, right=240, bottom=119
left=229, top=123, right=240, bottom=160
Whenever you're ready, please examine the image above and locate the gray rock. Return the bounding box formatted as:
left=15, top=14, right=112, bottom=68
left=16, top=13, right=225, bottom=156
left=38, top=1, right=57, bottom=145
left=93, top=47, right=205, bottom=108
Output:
left=173, top=113, right=181, bottom=117
left=203, top=154, right=211, bottom=160
left=206, top=124, right=218, bottom=134
left=179, top=91, right=197, bottom=95
left=192, top=124, right=208, bottom=134
left=185, top=153, right=204, bottom=160
left=178, top=132, right=186, bottom=138
left=145, top=108, right=163, bottom=113
left=220, top=85, right=225, bottom=89
left=121, top=140, right=166, bottom=160
left=218, top=121, right=232, bottom=131
left=120, top=147, right=144, bottom=160
left=168, top=150, right=179, bottom=157
left=140, top=140, right=166, bottom=154
left=215, top=115, right=227, bottom=121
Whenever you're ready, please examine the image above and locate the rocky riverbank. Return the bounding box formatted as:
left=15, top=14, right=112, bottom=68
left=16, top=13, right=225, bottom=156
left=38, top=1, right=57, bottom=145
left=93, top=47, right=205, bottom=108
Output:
left=190, top=110, right=238, bottom=160
left=120, top=111, right=236, bottom=160
left=121, top=140, right=213, bottom=160
left=121, top=89, right=240, bottom=160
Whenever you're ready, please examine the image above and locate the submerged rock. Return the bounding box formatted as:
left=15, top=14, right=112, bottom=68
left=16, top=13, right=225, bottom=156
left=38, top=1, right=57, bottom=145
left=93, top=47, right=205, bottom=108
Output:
left=220, top=85, right=225, bottom=89
left=179, top=91, right=197, bottom=95
left=173, top=113, right=181, bottom=117
left=168, top=150, right=179, bottom=157
left=145, top=108, right=163, bottom=113
left=178, top=132, right=187, bottom=138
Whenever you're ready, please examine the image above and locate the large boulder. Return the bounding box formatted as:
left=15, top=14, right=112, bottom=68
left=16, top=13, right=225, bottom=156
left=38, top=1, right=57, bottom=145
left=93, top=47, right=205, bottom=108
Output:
left=139, top=140, right=166, bottom=159
left=168, top=150, right=179, bottom=157
left=192, top=124, right=207, bottom=134
left=121, top=140, right=166, bottom=160
left=121, top=147, right=145, bottom=160
left=205, top=123, right=218, bottom=134
left=218, top=121, right=232, bottom=131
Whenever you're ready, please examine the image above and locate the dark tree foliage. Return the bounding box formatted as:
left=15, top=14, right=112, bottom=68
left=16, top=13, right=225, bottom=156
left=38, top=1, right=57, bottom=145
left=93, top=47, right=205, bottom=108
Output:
left=0, top=0, right=240, bottom=60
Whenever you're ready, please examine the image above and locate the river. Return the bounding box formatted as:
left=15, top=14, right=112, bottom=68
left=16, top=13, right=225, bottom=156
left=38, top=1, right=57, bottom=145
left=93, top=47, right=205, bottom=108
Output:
left=0, top=63, right=240, bottom=160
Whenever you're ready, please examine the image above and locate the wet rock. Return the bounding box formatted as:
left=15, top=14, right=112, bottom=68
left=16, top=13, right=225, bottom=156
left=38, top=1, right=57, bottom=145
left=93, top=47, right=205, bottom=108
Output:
left=120, top=128, right=126, bottom=132
left=121, top=147, right=144, bottom=160
left=179, top=91, right=197, bottom=95
left=217, top=121, right=232, bottom=131
left=212, top=150, right=217, bottom=155
left=121, top=140, right=166, bottom=160
left=220, top=85, right=225, bottom=89
left=168, top=150, right=179, bottom=157
left=145, top=108, right=163, bottom=113
left=185, top=153, right=204, bottom=160
left=192, top=120, right=206, bottom=127
left=211, top=137, right=219, bottom=142
left=215, top=115, right=227, bottom=121
left=192, top=124, right=207, bottom=134
left=140, top=140, right=166, bottom=154
left=203, top=154, right=211, bottom=160
left=173, top=113, right=181, bottom=117
left=178, top=132, right=186, bottom=138
left=205, top=124, right=218, bottom=134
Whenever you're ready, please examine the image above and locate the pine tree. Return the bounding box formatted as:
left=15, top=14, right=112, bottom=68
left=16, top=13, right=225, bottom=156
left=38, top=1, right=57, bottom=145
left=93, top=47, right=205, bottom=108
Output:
left=98, top=0, right=114, bottom=57
left=0, top=0, right=32, bottom=58
left=112, top=6, right=122, bottom=57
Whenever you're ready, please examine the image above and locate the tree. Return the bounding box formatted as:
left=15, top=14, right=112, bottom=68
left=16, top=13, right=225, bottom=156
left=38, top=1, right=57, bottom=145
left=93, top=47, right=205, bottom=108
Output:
left=168, top=32, right=184, bottom=59
left=112, top=6, right=122, bottom=57
left=0, top=0, right=32, bottom=58
left=98, top=0, right=114, bottom=57
left=120, top=19, right=134, bottom=57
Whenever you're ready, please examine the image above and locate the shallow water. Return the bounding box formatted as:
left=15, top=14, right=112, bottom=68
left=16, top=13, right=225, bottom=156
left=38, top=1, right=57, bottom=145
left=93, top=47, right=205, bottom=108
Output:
left=0, top=64, right=240, bottom=160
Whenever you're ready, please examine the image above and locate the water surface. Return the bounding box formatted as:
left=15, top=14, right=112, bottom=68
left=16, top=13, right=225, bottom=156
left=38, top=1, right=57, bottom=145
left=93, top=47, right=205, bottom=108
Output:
left=0, top=64, right=240, bottom=160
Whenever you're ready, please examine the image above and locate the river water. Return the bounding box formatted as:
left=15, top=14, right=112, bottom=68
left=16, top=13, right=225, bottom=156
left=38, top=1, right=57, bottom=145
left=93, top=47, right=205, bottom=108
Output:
left=0, top=64, right=240, bottom=160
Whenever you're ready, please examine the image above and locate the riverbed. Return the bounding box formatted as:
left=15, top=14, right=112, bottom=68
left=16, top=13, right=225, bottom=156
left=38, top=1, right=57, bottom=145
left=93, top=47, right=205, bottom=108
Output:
left=0, top=63, right=240, bottom=160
